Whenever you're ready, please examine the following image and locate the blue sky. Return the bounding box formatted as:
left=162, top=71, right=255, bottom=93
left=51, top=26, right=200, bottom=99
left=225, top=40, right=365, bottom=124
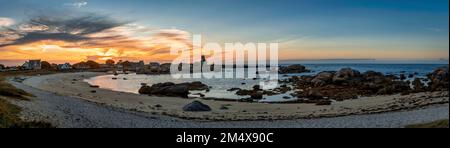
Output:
left=0, top=0, right=449, bottom=62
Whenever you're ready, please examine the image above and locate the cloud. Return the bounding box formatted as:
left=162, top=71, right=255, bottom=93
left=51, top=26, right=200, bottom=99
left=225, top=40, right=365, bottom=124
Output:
left=0, top=17, right=15, bottom=27
left=65, top=1, right=88, bottom=8
left=0, top=11, right=194, bottom=62
left=0, top=14, right=127, bottom=47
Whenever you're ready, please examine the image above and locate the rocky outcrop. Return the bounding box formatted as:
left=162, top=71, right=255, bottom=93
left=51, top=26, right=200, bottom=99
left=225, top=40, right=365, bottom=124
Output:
left=182, top=101, right=211, bottom=112
left=427, top=66, right=449, bottom=91
left=332, top=68, right=362, bottom=85
left=311, top=71, right=334, bottom=87
left=279, top=64, right=310, bottom=74
left=290, top=68, right=413, bottom=102
left=138, top=81, right=209, bottom=98
left=412, top=78, right=425, bottom=92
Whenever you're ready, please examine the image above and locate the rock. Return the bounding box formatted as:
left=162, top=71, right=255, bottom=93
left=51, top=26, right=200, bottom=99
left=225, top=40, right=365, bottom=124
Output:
left=192, top=93, right=205, bottom=98
left=90, top=90, right=97, bottom=93
left=412, top=78, right=424, bottom=92
left=138, top=85, right=152, bottom=94
left=401, top=91, right=410, bottom=96
left=333, top=92, right=358, bottom=101
left=253, top=85, right=262, bottom=91
left=315, top=100, right=332, bottom=105
left=385, top=74, right=399, bottom=80
left=377, top=81, right=410, bottom=95
left=236, top=89, right=253, bottom=96
left=177, top=81, right=209, bottom=91
left=377, top=86, right=394, bottom=95
left=89, top=85, right=100, bottom=88
left=164, top=85, right=189, bottom=98
left=279, top=64, right=309, bottom=74
left=400, top=74, right=406, bottom=80
left=250, top=92, right=263, bottom=100
left=112, top=78, right=118, bottom=80
left=311, top=72, right=334, bottom=87
left=183, top=101, right=211, bottom=112
left=227, top=88, right=241, bottom=91
left=138, top=82, right=209, bottom=98
left=283, top=96, right=291, bottom=99
left=332, top=68, right=361, bottom=84
left=138, top=82, right=188, bottom=98
left=427, top=66, right=449, bottom=91
left=307, top=89, right=324, bottom=99
left=220, top=106, right=229, bottom=110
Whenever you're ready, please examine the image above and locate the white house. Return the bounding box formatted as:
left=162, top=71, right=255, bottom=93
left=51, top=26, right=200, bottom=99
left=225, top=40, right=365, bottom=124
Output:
left=57, top=63, right=72, bottom=70
left=22, top=60, right=41, bottom=70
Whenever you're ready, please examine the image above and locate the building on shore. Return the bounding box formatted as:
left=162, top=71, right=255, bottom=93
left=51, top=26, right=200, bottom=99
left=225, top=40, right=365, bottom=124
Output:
left=57, top=63, right=72, bottom=70
left=22, top=60, right=42, bottom=70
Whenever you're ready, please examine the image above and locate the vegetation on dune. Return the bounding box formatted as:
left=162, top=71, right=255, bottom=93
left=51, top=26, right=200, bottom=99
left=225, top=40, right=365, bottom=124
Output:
left=405, top=119, right=449, bottom=128
left=0, top=76, right=54, bottom=128
left=0, top=98, right=54, bottom=128
left=0, top=77, right=34, bottom=100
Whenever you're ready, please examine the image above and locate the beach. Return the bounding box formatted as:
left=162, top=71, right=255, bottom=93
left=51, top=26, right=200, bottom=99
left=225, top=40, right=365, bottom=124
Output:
left=14, top=72, right=449, bottom=122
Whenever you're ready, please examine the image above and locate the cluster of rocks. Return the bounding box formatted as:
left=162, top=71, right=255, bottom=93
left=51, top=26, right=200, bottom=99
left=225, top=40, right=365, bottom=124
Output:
left=227, top=85, right=292, bottom=102
left=285, top=66, right=449, bottom=104
left=427, top=66, right=449, bottom=91
left=136, top=63, right=171, bottom=75
left=138, top=81, right=209, bottom=98
left=279, top=64, right=310, bottom=74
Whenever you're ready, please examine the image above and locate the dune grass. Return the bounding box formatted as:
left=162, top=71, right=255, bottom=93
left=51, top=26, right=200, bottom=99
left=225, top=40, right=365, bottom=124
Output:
left=0, top=76, right=53, bottom=128
left=0, top=98, right=53, bottom=128
left=405, top=119, right=449, bottom=128
left=0, top=77, right=34, bottom=100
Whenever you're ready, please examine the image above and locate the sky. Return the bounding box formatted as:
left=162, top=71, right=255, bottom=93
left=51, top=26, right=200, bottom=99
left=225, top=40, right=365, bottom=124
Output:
left=0, top=0, right=449, bottom=65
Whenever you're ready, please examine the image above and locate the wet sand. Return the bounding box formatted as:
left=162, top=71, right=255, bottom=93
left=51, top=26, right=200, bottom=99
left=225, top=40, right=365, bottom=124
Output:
left=20, top=72, right=449, bottom=121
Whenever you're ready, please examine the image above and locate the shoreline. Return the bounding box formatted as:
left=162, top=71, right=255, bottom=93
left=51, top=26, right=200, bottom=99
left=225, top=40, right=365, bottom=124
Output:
left=17, top=72, right=449, bottom=121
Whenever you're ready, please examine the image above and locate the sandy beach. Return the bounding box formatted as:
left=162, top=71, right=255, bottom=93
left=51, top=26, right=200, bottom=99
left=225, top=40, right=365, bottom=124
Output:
left=16, top=72, right=449, bottom=121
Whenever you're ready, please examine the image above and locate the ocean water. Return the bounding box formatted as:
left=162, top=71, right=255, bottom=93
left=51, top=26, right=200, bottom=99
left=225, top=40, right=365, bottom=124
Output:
left=84, top=63, right=448, bottom=102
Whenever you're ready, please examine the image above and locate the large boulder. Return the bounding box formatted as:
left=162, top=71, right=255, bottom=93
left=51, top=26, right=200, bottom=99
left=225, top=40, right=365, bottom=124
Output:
left=279, top=64, right=309, bottom=74
left=183, top=81, right=209, bottom=91
left=427, top=66, right=449, bottom=91
left=412, top=78, right=425, bottom=92
left=311, top=72, right=334, bottom=87
left=138, top=82, right=209, bottom=98
left=306, top=89, right=324, bottom=100
left=362, top=71, right=388, bottom=84
left=183, top=101, right=211, bottom=112
left=138, top=82, right=188, bottom=98
left=332, top=68, right=361, bottom=85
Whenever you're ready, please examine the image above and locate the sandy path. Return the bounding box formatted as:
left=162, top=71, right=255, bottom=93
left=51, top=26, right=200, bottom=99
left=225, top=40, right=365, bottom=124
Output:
left=9, top=80, right=449, bottom=128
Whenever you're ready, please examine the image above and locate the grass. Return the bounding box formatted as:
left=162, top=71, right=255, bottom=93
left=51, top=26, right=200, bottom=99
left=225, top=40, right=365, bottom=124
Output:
left=0, top=77, right=34, bottom=100
left=0, top=74, right=54, bottom=128
left=405, top=119, right=449, bottom=128
left=0, top=98, right=53, bottom=128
